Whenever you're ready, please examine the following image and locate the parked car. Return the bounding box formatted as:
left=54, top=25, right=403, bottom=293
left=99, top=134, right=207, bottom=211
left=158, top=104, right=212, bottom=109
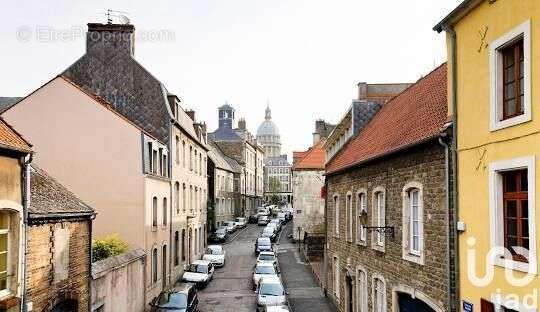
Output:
left=258, top=215, right=270, bottom=226
left=223, top=221, right=236, bottom=233
left=256, top=276, right=287, bottom=311
left=255, top=237, right=273, bottom=254
left=150, top=283, right=199, bottom=312
left=235, top=217, right=247, bottom=228
left=264, top=306, right=290, bottom=312
left=249, top=214, right=259, bottom=223
left=257, top=207, right=270, bottom=216
left=203, top=245, right=226, bottom=267
left=260, top=226, right=277, bottom=242
left=252, top=262, right=280, bottom=290
left=268, top=219, right=282, bottom=231
left=277, top=212, right=287, bottom=223
left=209, top=228, right=227, bottom=243
left=271, top=206, right=281, bottom=216
left=257, top=251, right=278, bottom=266
left=182, top=260, right=215, bottom=288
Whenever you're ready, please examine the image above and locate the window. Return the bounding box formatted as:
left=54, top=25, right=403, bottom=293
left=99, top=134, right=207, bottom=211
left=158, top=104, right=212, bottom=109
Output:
left=346, top=193, right=352, bottom=242
left=372, top=188, right=385, bottom=250
left=195, top=229, right=198, bottom=255
left=0, top=213, right=8, bottom=294
left=333, top=256, right=339, bottom=299
left=148, top=142, right=153, bottom=173
left=182, top=141, right=186, bottom=168
left=152, top=150, right=158, bottom=174
left=199, top=154, right=202, bottom=176
left=194, top=150, right=198, bottom=174
left=503, top=170, right=529, bottom=262
left=163, top=155, right=168, bottom=177
left=357, top=268, right=368, bottom=312
left=409, top=189, right=421, bottom=254
left=152, top=248, right=158, bottom=283
left=190, top=186, right=193, bottom=213
left=175, top=182, right=180, bottom=214
left=162, top=198, right=168, bottom=226
left=174, top=231, right=179, bottom=266
left=490, top=20, right=531, bottom=131
left=372, top=276, right=386, bottom=312
left=481, top=298, right=519, bottom=312
left=402, top=183, right=424, bottom=264
left=181, top=229, right=186, bottom=261
left=152, top=197, right=158, bottom=228
left=189, top=146, right=193, bottom=171
left=333, top=195, right=339, bottom=237
left=158, top=148, right=163, bottom=175
left=182, top=183, right=186, bottom=212
left=356, top=191, right=367, bottom=244
left=175, top=136, right=180, bottom=164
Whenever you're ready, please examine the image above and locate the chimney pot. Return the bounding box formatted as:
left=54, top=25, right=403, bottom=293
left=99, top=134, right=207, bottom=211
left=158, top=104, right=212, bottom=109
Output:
left=186, top=110, right=196, bottom=121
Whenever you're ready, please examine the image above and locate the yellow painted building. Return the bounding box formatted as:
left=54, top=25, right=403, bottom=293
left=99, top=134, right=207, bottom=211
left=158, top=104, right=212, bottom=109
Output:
left=436, top=0, right=540, bottom=310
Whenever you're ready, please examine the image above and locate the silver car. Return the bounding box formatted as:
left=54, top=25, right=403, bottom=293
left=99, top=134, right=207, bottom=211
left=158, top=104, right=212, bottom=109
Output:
left=256, top=276, right=287, bottom=311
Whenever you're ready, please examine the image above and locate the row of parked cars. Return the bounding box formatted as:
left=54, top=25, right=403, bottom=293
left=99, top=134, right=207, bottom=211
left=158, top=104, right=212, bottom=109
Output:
left=209, top=217, right=248, bottom=243
left=253, top=213, right=290, bottom=312
left=149, top=244, right=226, bottom=311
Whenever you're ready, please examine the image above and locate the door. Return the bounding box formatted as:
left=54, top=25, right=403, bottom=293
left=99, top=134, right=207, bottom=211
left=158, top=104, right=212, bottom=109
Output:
left=52, top=300, right=78, bottom=312
left=397, top=293, right=435, bottom=312
left=345, top=275, right=353, bottom=312
left=162, top=245, right=167, bottom=289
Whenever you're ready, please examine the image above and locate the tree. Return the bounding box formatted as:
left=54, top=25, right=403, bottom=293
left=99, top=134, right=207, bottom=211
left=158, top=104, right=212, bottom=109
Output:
left=268, top=177, right=282, bottom=205
left=92, top=233, right=130, bottom=262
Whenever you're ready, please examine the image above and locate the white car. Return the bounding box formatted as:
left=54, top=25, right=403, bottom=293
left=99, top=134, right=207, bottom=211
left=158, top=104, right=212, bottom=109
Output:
left=203, top=245, right=226, bottom=267
left=252, top=262, right=280, bottom=290
left=256, top=276, right=287, bottom=311
left=277, top=212, right=286, bottom=223
left=223, top=221, right=236, bottom=233
left=182, top=260, right=215, bottom=288
left=235, top=217, right=247, bottom=228
left=257, top=251, right=278, bottom=266
left=264, top=306, right=290, bottom=312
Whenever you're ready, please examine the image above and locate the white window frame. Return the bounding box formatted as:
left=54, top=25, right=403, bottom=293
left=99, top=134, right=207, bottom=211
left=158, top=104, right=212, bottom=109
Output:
left=489, top=156, right=537, bottom=273
left=402, top=182, right=424, bottom=265
left=371, top=187, right=386, bottom=251
left=333, top=194, right=340, bottom=237
left=346, top=192, right=353, bottom=242
left=371, top=273, right=386, bottom=312
left=356, top=266, right=368, bottom=312
left=489, top=19, right=531, bottom=132
left=356, top=189, right=368, bottom=245
left=333, top=256, right=340, bottom=299
left=0, top=212, right=10, bottom=299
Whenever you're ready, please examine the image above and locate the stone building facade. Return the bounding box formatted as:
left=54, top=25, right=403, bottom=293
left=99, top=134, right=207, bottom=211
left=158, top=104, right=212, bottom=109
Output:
left=324, top=65, right=456, bottom=312
left=26, top=166, right=95, bottom=312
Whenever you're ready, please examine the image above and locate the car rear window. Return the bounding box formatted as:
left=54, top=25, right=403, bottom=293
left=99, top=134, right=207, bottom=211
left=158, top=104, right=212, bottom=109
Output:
left=156, top=292, right=187, bottom=308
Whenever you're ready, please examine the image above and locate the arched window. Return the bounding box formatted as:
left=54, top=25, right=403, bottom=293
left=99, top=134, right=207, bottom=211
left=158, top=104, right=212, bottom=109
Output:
left=162, top=198, right=168, bottom=225
left=152, top=248, right=158, bottom=283
left=357, top=267, right=368, bottom=312
left=372, top=275, right=386, bottom=312
left=152, top=197, right=158, bottom=228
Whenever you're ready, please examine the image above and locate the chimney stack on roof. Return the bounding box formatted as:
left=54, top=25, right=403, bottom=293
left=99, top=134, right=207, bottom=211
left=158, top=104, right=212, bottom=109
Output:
left=186, top=110, right=196, bottom=121
left=238, top=118, right=246, bottom=130
left=86, top=23, right=135, bottom=56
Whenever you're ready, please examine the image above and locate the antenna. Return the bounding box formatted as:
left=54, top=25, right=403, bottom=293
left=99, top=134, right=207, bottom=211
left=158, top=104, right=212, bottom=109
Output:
left=101, top=9, right=131, bottom=24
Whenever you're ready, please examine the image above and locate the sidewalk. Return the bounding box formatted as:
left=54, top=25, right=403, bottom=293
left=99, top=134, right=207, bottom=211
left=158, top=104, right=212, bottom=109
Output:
left=277, top=224, right=336, bottom=312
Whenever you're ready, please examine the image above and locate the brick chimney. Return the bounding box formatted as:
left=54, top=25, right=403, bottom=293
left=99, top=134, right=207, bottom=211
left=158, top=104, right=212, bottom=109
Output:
left=86, top=23, right=135, bottom=56
left=238, top=118, right=246, bottom=130
left=357, top=82, right=368, bottom=100
left=186, top=110, right=196, bottom=121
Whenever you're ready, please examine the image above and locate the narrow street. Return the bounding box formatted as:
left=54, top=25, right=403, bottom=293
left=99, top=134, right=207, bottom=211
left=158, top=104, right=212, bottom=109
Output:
left=198, top=221, right=335, bottom=312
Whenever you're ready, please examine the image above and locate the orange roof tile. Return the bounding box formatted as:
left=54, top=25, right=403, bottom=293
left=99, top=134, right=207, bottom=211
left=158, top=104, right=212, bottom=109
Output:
left=0, top=117, right=32, bottom=153
left=293, top=139, right=327, bottom=170
left=326, top=64, right=447, bottom=175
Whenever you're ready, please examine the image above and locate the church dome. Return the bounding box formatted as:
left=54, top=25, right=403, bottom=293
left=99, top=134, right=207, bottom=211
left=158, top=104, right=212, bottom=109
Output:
left=256, top=105, right=280, bottom=137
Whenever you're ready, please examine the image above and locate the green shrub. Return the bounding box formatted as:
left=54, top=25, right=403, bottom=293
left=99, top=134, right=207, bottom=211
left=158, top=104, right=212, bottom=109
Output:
left=92, top=234, right=129, bottom=262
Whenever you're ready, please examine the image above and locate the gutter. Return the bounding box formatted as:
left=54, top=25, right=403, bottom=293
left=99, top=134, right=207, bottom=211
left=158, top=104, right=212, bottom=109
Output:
left=446, top=25, right=460, bottom=312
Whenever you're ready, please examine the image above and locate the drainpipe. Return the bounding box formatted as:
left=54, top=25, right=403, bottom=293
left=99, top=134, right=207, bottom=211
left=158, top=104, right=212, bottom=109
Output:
left=20, top=153, right=32, bottom=312
left=444, top=25, right=459, bottom=312
left=438, top=134, right=452, bottom=312
left=322, top=176, right=328, bottom=296
left=88, top=213, right=96, bottom=312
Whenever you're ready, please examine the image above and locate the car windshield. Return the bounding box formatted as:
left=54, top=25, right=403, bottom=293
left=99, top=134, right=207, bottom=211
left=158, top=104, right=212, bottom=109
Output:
left=155, top=292, right=188, bottom=308
left=259, top=254, right=275, bottom=261
left=258, top=238, right=271, bottom=246
left=187, top=264, right=208, bottom=274
left=260, top=283, right=284, bottom=296
left=206, top=247, right=223, bottom=255
left=255, top=265, right=276, bottom=274
left=216, top=229, right=226, bottom=234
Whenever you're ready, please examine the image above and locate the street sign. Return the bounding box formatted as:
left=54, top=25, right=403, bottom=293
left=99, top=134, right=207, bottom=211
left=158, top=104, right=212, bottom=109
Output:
left=463, top=301, right=473, bottom=312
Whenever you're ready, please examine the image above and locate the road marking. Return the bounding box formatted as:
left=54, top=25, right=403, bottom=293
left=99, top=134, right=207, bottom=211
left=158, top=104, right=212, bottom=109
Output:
left=223, top=225, right=251, bottom=245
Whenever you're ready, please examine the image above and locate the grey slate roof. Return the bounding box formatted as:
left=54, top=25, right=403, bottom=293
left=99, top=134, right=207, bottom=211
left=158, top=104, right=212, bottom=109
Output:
left=208, top=142, right=235, bottom=173
left=265, top=155, right=290, bottom=166
left=0, top=97, right=21, bottom=113
left=209, top=126, right=241, bottom=141
left=29, top=165, right=94, bottom=220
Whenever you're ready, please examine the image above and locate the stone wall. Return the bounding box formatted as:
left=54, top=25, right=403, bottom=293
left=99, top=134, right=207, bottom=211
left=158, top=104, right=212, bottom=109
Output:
left=91, top=249, right=146, bottom=312
left=292, top=170, right=325, bottom=241
left=325, top=141, right=453, bottom=312
left=26, top=220, right=91, bottom=312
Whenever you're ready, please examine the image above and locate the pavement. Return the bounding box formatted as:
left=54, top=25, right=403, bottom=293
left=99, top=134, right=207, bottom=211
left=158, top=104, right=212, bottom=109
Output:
left=198, top=220, right=335, bottom=312
left=277, top=223, right=336, bottom=312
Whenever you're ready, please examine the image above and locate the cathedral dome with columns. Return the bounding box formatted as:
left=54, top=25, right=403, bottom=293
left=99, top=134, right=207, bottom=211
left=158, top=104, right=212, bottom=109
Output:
left=257, top=105, right=281, bottom=158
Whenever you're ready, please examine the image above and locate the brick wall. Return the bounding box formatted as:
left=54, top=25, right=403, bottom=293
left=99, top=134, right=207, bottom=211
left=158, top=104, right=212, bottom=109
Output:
left=26, top=220, right=91, bottom=312
left=325, top=141, right=453, bottom=312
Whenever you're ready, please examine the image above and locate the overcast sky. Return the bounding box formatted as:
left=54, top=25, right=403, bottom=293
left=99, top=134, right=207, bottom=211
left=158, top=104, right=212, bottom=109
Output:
left=0, top=0, right=461, bottom=155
